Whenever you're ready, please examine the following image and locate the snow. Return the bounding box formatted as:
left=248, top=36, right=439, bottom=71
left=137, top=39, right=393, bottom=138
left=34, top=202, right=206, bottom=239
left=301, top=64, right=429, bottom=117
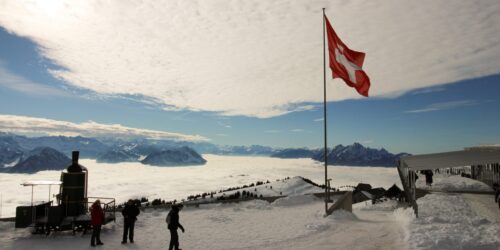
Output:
left=416, top=173, right=493, bottom=192
left=2, top=158, right=19, bottom=168
left=1, top=156, right=499, bottom=249
left=405, top=193, right=500, bottom=250
left=0, top=196, right=408, bottom=250
left=214, top=176, right=324, bottom=199
left=271, top=193, right=319, bottom=207
left=137, top=155, right=147, bottom=161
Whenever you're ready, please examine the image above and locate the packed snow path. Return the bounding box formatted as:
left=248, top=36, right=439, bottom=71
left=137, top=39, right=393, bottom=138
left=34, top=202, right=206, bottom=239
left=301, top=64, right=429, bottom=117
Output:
left=461, top=193, right=500, bottom=223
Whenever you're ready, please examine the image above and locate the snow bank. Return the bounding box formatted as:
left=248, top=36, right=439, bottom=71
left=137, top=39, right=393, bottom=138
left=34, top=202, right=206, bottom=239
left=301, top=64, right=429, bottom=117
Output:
left=408, top=193, right=500, bottom=250
left=231, top=199, right=272, bottom=211
left=358, top=199, right=401, bottom=211
left=329, top=209, right=359, bottom=221
left=272, top=194, right=320, bottom=207
left=393, top=207, right=416, bottom=242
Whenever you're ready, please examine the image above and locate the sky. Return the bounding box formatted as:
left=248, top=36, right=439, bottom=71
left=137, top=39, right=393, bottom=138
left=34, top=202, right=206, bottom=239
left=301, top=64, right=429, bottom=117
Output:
left=0, top=0, right=499, bottom=154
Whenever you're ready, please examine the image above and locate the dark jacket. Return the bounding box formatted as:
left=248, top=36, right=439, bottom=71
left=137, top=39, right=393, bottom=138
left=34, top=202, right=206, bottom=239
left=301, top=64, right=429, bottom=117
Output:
left=424, top=170, right=433, bottom=182
left=122, top=203, right=140, bottom=223
left=166, top=206, right=184, bottom=231
left=90, top=203, right=105, bottom=226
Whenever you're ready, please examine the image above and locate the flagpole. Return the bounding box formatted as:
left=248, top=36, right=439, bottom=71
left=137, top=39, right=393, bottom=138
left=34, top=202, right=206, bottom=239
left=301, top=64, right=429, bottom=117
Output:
left=322, top=8, right=329, bottom=215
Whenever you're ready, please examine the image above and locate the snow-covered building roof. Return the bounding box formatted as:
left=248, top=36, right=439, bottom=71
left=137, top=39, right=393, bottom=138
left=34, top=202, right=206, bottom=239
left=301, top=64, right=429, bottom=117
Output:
left=400, top=146, right=500, bottom=170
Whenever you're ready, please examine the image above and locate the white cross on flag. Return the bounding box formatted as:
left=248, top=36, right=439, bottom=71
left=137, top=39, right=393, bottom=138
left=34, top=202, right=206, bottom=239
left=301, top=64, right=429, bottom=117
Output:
left=325, top=15, right=370, bottom=97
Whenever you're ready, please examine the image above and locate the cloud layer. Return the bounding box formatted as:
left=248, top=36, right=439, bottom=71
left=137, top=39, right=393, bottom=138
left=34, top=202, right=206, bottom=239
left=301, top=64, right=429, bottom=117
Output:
left=0, top=0, right=499, bottom=117
left=0, top=114, right=208, bottom=141
left=405, top=100, right=479, bottom=113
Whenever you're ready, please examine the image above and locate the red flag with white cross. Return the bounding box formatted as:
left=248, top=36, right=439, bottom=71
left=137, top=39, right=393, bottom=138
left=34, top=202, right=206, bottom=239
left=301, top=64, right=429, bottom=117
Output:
left=324, top=15, right=370, bottom=97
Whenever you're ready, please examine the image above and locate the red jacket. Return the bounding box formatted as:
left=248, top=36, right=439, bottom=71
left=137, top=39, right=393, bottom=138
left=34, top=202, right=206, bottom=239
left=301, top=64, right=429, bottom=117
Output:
left=90, top=203, right=105, bottom=226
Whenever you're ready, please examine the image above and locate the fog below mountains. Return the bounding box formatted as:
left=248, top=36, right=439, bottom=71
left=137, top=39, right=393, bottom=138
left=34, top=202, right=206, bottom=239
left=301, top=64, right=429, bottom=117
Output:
left=0, top=155, right=399, bottom=217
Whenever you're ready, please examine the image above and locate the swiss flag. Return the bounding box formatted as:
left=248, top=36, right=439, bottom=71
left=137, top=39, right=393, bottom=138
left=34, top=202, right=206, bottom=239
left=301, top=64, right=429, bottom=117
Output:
left=325, top=15, right=370, bottom=97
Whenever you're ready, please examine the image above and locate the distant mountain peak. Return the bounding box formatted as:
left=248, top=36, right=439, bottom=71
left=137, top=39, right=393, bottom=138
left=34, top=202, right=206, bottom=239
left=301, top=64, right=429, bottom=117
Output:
left=6, top=147, right=71, bottom=173
left=141, top=147, right=206, bottom=167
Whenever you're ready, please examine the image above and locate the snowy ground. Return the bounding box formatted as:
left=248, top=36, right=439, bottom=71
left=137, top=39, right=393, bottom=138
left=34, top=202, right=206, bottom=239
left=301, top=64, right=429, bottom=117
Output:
left=407, top=193, right=500, bottom=250
left=1, top=174, right=499, bottom=249
left=0, top=196, right=408, bottom=250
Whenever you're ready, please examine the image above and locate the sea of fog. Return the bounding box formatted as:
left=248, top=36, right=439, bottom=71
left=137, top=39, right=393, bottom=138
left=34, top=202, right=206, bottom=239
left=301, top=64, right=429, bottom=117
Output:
left=0, top=155, right=400, bottom=218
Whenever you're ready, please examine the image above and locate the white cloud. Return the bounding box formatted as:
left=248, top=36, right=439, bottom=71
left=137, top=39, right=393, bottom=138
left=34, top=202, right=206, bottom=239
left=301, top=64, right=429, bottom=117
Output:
left=0, top=0, right=499, bottom=118
left=290, top=129, right=304, bottom=132
left=218, top=122, right=232, bottom=128
left=264, top=130, right=281, bottom=133
left=405, top=100, right=479, bottom=113
left=313, top=118, right=324, bottom=122
left=0, top=114, right=208, bottom=141
left=0, top=62, right=70, bottom=97
left=358, top=140, right=373, bottom=144
left=411, top=87, right=446, bottom=95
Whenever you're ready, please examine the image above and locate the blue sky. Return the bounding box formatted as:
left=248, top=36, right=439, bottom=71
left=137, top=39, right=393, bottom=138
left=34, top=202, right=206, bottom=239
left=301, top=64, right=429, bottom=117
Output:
left=0, top=1, right=499, bottom=154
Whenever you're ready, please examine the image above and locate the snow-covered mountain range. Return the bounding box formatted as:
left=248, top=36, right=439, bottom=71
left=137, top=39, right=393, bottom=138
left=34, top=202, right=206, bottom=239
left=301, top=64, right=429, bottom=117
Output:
left=313, top=143, right=410, bottom=167
left=0, top=132, right=208, bottom=172
left=271, top=143, right=410, bottom=167
left=0, top=132, right=408, bottom=172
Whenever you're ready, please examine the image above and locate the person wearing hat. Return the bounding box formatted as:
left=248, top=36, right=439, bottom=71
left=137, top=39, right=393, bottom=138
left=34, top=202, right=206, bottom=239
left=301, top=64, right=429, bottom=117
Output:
left=166, top=204, right=185, bottom=250
left=121, top=199, right=140, bottom=244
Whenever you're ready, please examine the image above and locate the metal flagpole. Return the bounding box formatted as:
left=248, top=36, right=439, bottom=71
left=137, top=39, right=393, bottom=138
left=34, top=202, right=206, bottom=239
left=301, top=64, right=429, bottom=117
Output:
left=322, top=8, right=329, bottom=215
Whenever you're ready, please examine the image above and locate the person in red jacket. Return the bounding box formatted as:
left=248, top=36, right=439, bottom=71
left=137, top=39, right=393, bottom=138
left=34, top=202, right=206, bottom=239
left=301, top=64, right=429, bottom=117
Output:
left=90, top=200, right=105, bottom=247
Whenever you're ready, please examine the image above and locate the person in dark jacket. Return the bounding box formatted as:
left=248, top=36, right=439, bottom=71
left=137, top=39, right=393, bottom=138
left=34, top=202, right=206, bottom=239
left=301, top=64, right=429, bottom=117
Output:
left=90, top=200, right=105, bottom=247
left=122, top=199, right=140, bottom=244
left=424, top=170, right=434, bottom=186
left=493, top=183, right=500, bottom=209
left=166, top=204, right=185, bottom=250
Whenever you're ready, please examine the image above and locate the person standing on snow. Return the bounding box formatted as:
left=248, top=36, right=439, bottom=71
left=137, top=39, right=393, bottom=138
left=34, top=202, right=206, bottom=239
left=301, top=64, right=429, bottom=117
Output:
left=122, top=199, right=140, bottom=244
left=90, top=199, right=105, bottom=247
left=424, top=170, right=434, bottom=186
left=166, top=204, right=185, bottom=250
left=493, top=183, right=500, bottom=209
